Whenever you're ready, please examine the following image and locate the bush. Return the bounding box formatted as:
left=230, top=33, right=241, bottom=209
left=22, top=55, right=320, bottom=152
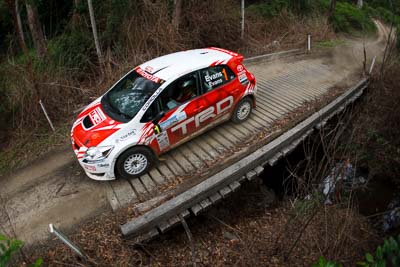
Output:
left=331, top=2, right=376, bottom=33
left=357, top=235, right=400, bottom=267
left=246, top=0, right=314, bottom=18
left=247, top=1, right=289, bottom=18
left=48, top=29, right=94, bottom=71
left=0, top=234, right=22, bottom=266
left=0, top=234, right=43, bottom=267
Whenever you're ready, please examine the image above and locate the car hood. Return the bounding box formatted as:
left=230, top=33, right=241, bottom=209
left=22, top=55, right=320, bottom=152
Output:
left=72, top=101, right=123, bottom=148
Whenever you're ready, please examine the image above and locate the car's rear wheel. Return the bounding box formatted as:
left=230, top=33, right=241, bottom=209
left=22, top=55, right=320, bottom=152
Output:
left=232, top=97, right=253, bottom=123
left=116, top=147, right=155, bottom=179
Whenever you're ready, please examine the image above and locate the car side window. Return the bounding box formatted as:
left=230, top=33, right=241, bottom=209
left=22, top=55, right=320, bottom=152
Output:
left=140, top=72, right=200, bottom=123
left=159, top=72, right=199, bottom=111
left=200, top=65, right=236, bottom=92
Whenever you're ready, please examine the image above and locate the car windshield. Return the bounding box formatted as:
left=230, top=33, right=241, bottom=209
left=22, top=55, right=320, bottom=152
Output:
left=102, top=70, right=161, bottom=122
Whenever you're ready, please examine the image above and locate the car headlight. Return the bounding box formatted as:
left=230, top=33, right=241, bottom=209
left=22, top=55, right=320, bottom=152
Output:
left=83, top=146, right=114, bottom=162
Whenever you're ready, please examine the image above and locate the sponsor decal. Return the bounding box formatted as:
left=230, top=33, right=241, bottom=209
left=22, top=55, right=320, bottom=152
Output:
left=237, top=65, right=244, bottom=72
left=171, top=96, right=234, bottom=135
left=141, top=86, right=164, bottom=111
left=83, top=164, right=96, bottom=171
left=156, top=131, right=170, bottom=151
left=120, top=130, right=136, bottom=140
left=89, top=107, right=106, bottom=125
left=239, top=73, right=248, bottom=84
left=97, top=163, right=110, bottom=168
left=159, top=112, right=187, bottom=131
left=136, top=67, right=162, bottom=83
left=204, top=68, right=229, bottom=88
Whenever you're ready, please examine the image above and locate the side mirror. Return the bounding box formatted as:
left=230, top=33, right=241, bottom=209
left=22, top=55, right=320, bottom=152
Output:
left=152, top=111, right=165, bottom=125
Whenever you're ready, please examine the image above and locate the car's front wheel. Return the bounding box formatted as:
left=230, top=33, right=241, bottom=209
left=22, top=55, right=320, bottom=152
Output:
left=232, top=97, right=253, bottom=123
left=116, top=147, right=155, bottom=179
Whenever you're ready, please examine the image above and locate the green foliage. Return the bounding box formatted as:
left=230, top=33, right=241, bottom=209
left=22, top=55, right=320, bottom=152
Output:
left=246, top=0, right=314, bottom=18
left=48, top=29, right=93, bottom=71
left=331, top=2, right=376, bottom=33
left=312, top=256, right=342, bottom=267
left=357, top=235, right=400, bottom=267
left=0, top=234, right=42, bottom=267
left=0, top=234, right=22, bottom=267
left=293, top=192, right=324, bottom=216
left=247, top=1, right=289, bottom=18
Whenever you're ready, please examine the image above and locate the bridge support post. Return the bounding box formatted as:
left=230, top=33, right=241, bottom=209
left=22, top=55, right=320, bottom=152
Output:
left=307, top=34, right=312, bottom=52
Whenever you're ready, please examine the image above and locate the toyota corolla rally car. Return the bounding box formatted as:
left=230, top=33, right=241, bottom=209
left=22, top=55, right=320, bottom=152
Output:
left=71, top=47, right=257, bottom=180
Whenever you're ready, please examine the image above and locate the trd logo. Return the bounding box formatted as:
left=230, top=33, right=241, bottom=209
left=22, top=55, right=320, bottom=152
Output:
left=171, top=96, right=234, bottom=135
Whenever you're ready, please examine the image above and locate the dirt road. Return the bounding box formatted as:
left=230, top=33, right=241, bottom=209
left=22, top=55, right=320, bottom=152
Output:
left=0, top=21, right=389, bottom=245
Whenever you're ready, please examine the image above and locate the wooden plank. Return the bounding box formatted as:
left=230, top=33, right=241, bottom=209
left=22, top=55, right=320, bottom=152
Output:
left=256, top=93, right=292, bottom=114
left=157, top=220, right=171, bottom=233
left=204, top=134, right=226, bottom=153
left=106, top=183, right=120, bottom=211
left=211, top=129, right=236, bottom=148
left=163, top=154, right=185, bottom=176
left=179, top=145, right=203, bottom=169
left=214, top=127, right=242, bottom=145
left=229, top=181, right=241, bottom=192
left=140, top=174, right=156, bottom=193
left=134, top=228, right=159, bottom=244
left=157, top=164, right=175, bottom=181
left=257, top=93, right=296, bottom=114
left=262, top=77, right=316, bottom=102
left=187, top=141, right=213, bottom=162
left=129, top=177, right=148, bottom=196
left=199, top=198, right=212, bottom=211
left=246, top=170, right=257, bottom=181
left=121, top=79, right=368, bottom=237
left=108, top=179, right=137, bottom=209
left=268, top=152, right=283, bottom=166
left=158, top=210, right=189, bottom=233
left=194, top=137, right=220, bottom=159
left=148, top=168, right=166, bottom=185
left=191, top=204, right=203, bottom=216
left=219, top=186, right=232, bottom=198
left=171, top=149, right=195, bottom=173
left=209, top=192, right=222, bottom=203
left=238, top=175, right=247, bottom=183
left=254, top=166, right=264, bottom=175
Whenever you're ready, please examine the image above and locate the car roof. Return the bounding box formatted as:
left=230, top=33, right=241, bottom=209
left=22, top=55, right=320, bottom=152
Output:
left=138, top=48, right=238, bottom=81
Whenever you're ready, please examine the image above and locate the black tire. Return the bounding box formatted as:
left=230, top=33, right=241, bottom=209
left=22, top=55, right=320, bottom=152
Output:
left=231, top=97, right=253, bottom=123
left=116, top=147, right=155, bottom=179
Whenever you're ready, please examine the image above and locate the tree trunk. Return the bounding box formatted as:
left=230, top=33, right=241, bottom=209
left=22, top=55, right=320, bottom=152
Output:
left=15, top=0, right=27, bottom=52
left=25, top=1, right=47, bottom=59
left=172, top=0, right=182, bottom=30
left=328, top=0, right=336, bottom=22
left=5, top=0, right=28, bottom=54
left=357, top=0, right=363, bottom=9
left=87, top=0, right=103, bottom=65
left=72, top=0, right=81, bottom=27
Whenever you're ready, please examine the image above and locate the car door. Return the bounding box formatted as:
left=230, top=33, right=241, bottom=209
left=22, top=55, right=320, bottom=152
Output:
left=198, top=65, right=239, bottom=124
left=141, top=71, right=207, bottom=153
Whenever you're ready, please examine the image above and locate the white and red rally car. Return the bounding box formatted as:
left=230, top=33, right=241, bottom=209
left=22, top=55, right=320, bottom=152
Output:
left=71, top=47, right=257, bottom=180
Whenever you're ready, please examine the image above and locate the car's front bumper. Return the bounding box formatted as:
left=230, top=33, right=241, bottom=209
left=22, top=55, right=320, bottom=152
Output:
left=74, top=151, right=116, bottom=181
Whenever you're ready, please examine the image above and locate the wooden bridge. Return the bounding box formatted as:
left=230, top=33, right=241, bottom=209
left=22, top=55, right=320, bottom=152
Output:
left=104, top=48, right=370, bottom=242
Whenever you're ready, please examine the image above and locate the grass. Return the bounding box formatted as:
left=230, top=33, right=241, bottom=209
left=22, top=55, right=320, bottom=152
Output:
left=315, top=39, right=346, bottom=48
